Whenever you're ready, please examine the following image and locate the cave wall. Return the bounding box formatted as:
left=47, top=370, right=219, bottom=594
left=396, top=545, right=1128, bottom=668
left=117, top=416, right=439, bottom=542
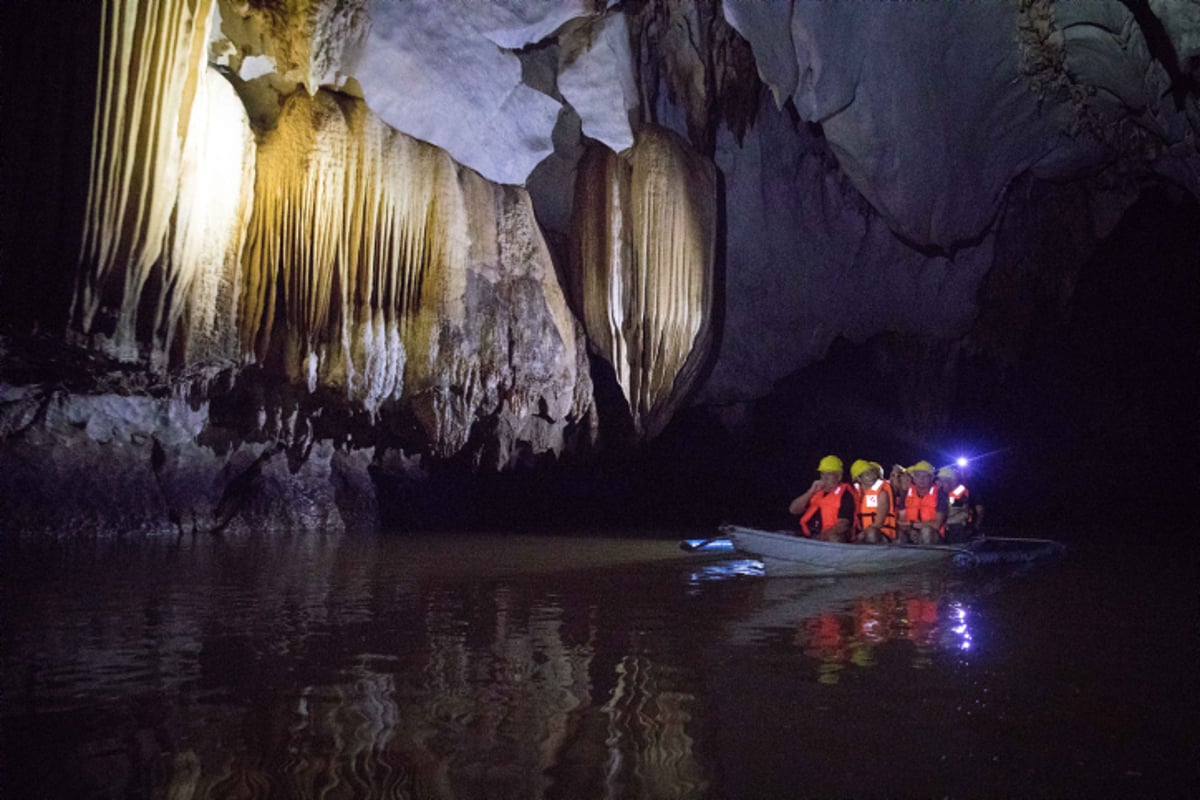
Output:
left=1, top=0, right=1198, bottom=534
left=1, top=1, right=597, bottom=534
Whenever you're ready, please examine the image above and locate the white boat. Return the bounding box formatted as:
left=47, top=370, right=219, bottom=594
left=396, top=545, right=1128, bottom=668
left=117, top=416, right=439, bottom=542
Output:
left=722, top=524, right=975, bottom=577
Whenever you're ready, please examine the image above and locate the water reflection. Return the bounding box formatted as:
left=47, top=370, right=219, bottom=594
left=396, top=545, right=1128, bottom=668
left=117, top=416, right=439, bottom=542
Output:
left=724, top=570, right=978, bottom=683
left=602, top=655, right=707, bottom=800
left=3, top=534, right=995, bottom=799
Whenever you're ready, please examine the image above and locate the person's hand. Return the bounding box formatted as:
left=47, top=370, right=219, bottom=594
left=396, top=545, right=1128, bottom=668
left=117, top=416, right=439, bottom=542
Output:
left=811, top=479, right=823, bottom=492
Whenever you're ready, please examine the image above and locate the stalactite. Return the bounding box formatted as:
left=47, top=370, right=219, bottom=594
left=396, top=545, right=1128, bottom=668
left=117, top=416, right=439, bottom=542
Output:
left=162, top=66, right=256, bottom=367
left=75, top=0, right=215, bottom=360
left=239, top=91, right=348, bottom=385
left=239, top=91, right=467, bottom=410
left=339, top=100, right=469, bottom=415
left=568, top=126, right=716, bottom=439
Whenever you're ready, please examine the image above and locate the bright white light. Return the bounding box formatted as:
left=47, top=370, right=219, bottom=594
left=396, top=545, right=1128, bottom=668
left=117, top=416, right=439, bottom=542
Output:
left=949, top=603, right=972, bottom=650
left=956, top=456, right=969, bottom=468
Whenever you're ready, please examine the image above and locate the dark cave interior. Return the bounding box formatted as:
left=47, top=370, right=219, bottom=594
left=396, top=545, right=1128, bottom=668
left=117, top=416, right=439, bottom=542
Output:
left=461, top=185, right=1199, bottom=542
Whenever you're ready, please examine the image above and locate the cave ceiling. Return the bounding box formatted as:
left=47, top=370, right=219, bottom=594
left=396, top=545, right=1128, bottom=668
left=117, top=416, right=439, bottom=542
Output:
left=205, top=0, right=1198, bottom=399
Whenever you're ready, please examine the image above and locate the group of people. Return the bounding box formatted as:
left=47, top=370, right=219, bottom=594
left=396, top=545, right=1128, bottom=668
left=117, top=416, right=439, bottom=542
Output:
left=788, top=455, right=982, bottom=545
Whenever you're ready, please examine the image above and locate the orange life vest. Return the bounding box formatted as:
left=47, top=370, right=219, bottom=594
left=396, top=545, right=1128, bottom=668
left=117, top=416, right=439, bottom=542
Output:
left=800, top=483, right=852, bottom=537
left=905, top=484, right=944, bottom=534
left=947, top=483, right=972, bottom=525
left=857, top=479, right=897, bottom=540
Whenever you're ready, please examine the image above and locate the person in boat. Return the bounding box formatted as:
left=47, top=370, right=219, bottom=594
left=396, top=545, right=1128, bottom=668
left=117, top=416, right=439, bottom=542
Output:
left=895, top=460, right=946, bottom=544
left=850, top=460, right=896, bottom=544
left=889, top=464, right=911, bottom=526
left=788, top=455, right=856, bottom=542
left=938, top=465, right=979, bottom=544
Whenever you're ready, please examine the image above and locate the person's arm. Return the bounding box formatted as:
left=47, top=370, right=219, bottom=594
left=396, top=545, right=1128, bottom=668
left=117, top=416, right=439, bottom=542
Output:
left=788, top=480, right=821, bottom=515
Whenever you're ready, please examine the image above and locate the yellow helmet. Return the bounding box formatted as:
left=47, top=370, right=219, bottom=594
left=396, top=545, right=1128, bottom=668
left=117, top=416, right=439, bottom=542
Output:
left=907, top=460, right=935, bottom=475
left=870, top=461, right=884, bottom=475
left=816, top=455, right=844, bottom=473
left=849, top=459, right=873, bottom=480
left=937, top=466, right=957, bottom=480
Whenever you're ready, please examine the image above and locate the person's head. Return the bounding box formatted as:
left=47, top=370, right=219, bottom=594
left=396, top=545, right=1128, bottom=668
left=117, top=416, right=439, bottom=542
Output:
left=890, top=464, right=912, bottom=491
left=851, top=459, right=881, bottom=485
left=908, top=460, right=935, bottom=490
left=937, top=466, right=958, bottom=491
left=816, top=455, right=843, bottom=490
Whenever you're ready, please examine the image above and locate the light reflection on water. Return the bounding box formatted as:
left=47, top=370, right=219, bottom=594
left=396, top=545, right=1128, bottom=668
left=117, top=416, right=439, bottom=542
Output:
left=0, top=532, right=1188, bottom=798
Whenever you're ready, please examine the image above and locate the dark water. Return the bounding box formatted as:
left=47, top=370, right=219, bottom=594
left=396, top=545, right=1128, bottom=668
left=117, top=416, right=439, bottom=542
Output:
left=1, top=531, right=1195, bottom=799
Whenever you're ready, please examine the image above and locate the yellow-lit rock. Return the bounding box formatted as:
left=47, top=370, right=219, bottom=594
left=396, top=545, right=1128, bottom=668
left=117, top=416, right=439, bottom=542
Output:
left=75, top=0, right=220, bottom=360
left=240, top=90, right=590, bottom=456
left=213, top=0, right=369, bottom=96
left=237, top=88, right=461, bottom=407
left=569, top=126, right=716, bottom=439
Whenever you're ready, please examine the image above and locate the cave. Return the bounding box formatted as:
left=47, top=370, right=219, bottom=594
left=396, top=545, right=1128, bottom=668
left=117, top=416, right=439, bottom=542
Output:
left=1, top=0, right=1197, bottom=540
left=3, top=4, right=1200, bottom=798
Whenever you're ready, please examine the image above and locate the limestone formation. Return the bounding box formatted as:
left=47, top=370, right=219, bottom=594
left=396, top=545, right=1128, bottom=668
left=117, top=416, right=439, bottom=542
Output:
left=557, top=12, right=639, bottom=154
left=239, top=90, right=589, bottom=455
left=723, top=0, right=1199, bottom=248
left=211, top=0, right=369, bottom=96
left=700, top=95, right=996, bottom=404
left=170, top=66, right=257, bottom=368
left=568, top=126, right=716, bottom=439
left=350, top=0, right=567, bottom=186
left=74, top=0, right=229, bottom=362
left=237, top=90, right=465, bottom=410
left=1, top=0, right=596, bottom=535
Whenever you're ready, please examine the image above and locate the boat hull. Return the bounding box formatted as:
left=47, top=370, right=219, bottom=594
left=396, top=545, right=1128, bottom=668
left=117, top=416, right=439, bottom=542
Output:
left=722, top=524, right=972, bottom=577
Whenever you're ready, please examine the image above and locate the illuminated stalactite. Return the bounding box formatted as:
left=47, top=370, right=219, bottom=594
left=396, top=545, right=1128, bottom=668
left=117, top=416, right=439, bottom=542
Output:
left=340, top=101, right=469, bottom=416
left=569, top=126, right=716, bottom=439
left=238, top=91, right=349, bottom=384
left=239, top=90, right=468, bottom=407
left=166, top=66, right=256, bottom=367
left=63, top=0, right=588, bottom=469
left=238, top=89, right=588, bottom=450
left=75, top=0, right=216, bottom=360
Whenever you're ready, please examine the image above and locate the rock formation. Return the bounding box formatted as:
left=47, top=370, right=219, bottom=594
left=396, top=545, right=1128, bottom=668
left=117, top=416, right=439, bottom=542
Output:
left=1, top=0, right=1196, bottom=534
left=568, top=126, right=716, bottom=440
